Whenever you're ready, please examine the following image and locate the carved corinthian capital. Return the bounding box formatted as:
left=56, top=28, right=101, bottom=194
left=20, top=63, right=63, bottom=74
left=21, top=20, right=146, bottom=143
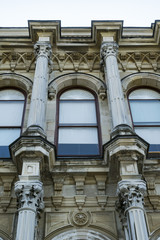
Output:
left=100, top=42, right=118, bottom=62
left=117, top=180, right=146, bottom=211
left=34, top=42, right=52, bottom=60
left=15, top=180, right=44, bottom=214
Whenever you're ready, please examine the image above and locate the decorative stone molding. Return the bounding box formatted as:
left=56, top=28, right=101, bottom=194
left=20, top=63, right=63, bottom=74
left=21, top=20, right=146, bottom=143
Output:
left=117, top=180, right=149, bottom=240
left=117, top=180, right=146, bottom=211
left=96, top=196, right=108, bottom=210
left=10, top=135, right=56, bottom=174
left=104, top=134, right=148, bottom=181
left=100, top=42, right=118, bottom=60
left=1, top=51, right=160, bottom=72
left=73, top=175, right=86, bottom=195
left=95, top=175, right=107, bottom=195
left=0, top=175, right=15, bottom=211
left=48, top=73, right=106, bottom=100
left=74, top=195, right=86, bottom=210
left=15, top=180, right=44, bottom=240
left=34, top=42, right=52, bottom=61
left=69, top=210, right=91, bottom=227
left=98, top=86, right=107, bottom=100
left=15, top=180, right=44, bottom=214
left=52, top=175, right=64, bottom=196
left=52, top=196, right=63, bottom=211
left=72, top=211, right=89, bottom=226
left=48, top=86, right=56, bottom=100
left=0, top=73, right=32, bottom=93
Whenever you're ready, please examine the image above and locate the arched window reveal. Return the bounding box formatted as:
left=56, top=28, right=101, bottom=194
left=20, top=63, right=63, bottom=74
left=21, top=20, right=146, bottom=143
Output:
left=0, top=89, right=25, bottom=158
left=57, top=89, right=100, bottom=156
left=129, top=88, right=160, bottom=151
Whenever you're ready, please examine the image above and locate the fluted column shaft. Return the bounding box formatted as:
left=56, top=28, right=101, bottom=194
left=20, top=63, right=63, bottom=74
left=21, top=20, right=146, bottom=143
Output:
left=27, top=41, right=52, bottom=132
left=15, top=181, right=44, bottom=240
left=117, top=180, right=149, bottom=240
left=101, top=42, right=129, bottom=130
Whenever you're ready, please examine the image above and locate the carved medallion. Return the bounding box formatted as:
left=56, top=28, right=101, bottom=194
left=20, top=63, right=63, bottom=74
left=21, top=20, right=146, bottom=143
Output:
left=69, top=210, right=91, bottom=227
left=73, top=211, right=88, bottom=226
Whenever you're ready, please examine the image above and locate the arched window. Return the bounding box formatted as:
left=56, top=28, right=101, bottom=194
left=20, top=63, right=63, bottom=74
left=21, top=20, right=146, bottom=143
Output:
left=57, top=88, right=100, bottom=156
left=129, top=88, right=160, bottom=151
left=0, top=89, right=25, bottom=158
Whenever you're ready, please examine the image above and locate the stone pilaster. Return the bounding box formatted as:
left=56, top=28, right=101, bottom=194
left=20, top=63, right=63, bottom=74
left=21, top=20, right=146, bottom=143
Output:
left=100, top=41, right=130, bottom=135
left=27, top=40, right=52, bottom=135
left=15, top=180, right=44, bottom=240
left=117, top=180, right=149, bottom=240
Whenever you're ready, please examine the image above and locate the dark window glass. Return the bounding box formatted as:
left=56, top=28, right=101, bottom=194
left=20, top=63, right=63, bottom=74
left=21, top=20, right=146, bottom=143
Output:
left=129, top=88, right=160, bottom=152
left=0, top=89, right=25, bottom=159
left=57, top=89, right=100, bottom=156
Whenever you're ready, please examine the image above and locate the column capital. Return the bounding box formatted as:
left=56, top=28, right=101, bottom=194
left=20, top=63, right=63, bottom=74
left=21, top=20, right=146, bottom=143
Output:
left=100, top=41, right=118, bottom=61
left=15, top=180, right=44, bottom=213
left=34, top=41, right=52, bottom=60
left=117, top=179, right=146, bottom=211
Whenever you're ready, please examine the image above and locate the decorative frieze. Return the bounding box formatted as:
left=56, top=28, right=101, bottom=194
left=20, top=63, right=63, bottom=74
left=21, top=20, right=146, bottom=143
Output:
left=0, top=50, right=160, bottom=72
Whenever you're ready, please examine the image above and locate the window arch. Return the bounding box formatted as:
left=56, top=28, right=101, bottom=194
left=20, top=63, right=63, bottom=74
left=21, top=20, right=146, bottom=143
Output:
left=128, top=88, right=160, bottom=151
left=57, top=88, right=101, bottom=157
left=0, top=88, right=26, bottom=158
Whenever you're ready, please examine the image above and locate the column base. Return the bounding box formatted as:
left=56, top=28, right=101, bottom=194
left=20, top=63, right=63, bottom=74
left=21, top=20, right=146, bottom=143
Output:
left=111, top=124, right=134, bottom=139
left=23, top=125, right=46, bottom=138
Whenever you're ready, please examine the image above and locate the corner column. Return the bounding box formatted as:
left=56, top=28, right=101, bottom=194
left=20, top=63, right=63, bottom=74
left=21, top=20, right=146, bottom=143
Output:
left=15, top=180, right=43, bottom=240
left=100, top=40, right=130, bottom=133
left=117, top=180, right=149, bottom=240
left=27, top=38, right=52, bottom=134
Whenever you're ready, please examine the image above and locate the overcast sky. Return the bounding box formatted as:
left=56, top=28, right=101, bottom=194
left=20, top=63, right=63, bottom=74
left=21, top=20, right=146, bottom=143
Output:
left=1, top=0, right=160, bottom=28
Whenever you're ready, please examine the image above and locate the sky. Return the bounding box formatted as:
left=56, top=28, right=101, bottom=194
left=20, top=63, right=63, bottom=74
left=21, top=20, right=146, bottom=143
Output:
left=1, top=0, right=160, bottom=28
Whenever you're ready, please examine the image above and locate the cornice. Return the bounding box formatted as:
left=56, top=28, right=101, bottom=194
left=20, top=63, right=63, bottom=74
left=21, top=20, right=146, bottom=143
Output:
left=0, top=20, right=160, bottom=47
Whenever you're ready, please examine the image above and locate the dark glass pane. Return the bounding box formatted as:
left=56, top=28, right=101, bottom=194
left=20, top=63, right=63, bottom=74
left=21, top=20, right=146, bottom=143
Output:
left=149, top=144, right=160, bottom=152
left=58, top=144, right=99, bottom=156
left=0, top=146, right=10, bottom=158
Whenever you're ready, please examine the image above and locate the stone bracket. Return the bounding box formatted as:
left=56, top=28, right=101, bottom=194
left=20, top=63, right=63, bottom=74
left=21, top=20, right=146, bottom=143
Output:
left=74, top=195, right=86, bottom=210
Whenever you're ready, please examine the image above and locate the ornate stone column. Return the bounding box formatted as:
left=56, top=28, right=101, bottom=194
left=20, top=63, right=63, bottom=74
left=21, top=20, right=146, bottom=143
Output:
left=15, top=180, right=44, bottom=240
left=100, top=41, right=130, bottom=133
left=27, top=39, right=52, bottom=134
left=117, top=180, right=149, bottom=240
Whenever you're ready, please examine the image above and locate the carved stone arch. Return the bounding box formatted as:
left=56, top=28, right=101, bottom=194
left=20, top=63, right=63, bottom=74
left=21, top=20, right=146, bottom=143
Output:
left=121, top=72, right=160, bottom=128
left=121, top=72, right=160, bottom=95
left=149, top=228, right=160, bottom=240
left=0, top=229, right=12, bottom=240
left=48, top=73, right=107, bottom=97
left=45, top=226, right=117, bottom=240
left=0, top=73, right=32, bottom=93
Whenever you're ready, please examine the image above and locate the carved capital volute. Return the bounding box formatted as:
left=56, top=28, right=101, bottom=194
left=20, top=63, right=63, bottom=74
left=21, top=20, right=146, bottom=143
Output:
left=117, top=180, right=146, bottom=212
left=34, top=42, right=52, bottom=61
left=15, top=180, right=44, bottom=215
left=100, top=42, right=118, bottom=62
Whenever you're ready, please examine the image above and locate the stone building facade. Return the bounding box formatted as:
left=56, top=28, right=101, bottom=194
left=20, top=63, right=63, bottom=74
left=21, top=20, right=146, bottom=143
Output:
left=0, top=20, right=160, bottom=240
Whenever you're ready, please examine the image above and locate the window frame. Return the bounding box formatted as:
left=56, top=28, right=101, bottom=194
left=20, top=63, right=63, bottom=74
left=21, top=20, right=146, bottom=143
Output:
left=55, top=87, right=102, bottom=158
left=0, top=87, right=26, bottom=159
left=128, top=86, right=160, bottom=152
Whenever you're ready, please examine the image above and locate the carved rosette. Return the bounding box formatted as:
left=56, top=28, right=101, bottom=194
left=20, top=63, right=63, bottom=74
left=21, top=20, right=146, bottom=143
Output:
left=117, top=180, right=146, bottom=212
left=69, top=210, right=91, bottom=227
left=100, top=42, right=118, bottom=62
left=34, top=42, right=52, bottom=60
left=15, top=180, right=44, bottom=215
